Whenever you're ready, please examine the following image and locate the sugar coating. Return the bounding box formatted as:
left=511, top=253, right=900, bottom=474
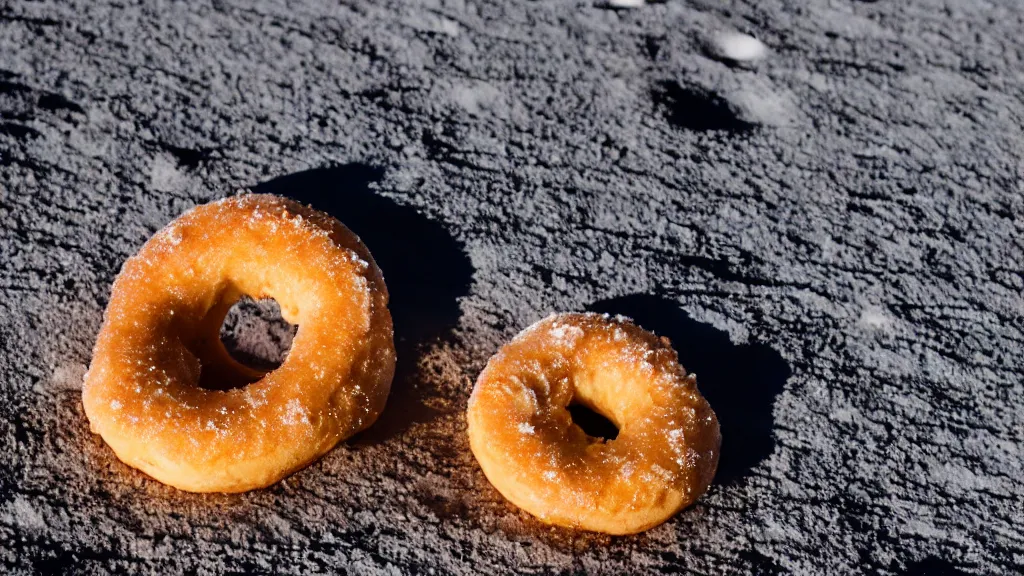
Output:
left=281, top=398, right=310, bottom=427
left=547, top=321, right=585, bottom=347
left=467, top=312, right=721, bottom=535
left=81, top=194, right=396, bottom=493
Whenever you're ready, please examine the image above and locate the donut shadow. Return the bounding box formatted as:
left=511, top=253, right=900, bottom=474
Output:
left=252, top=163, right=475, bottom=442
left=586, top=294, right=790, bottom=485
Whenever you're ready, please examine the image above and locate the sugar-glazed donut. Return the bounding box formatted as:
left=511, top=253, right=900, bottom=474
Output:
left=467, top=313, right=719, bottom=534
left=83, top=194, right=395, bottom=492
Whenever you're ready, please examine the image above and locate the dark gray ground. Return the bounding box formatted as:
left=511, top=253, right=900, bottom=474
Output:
left=1, top=0, right=1022, bottom=574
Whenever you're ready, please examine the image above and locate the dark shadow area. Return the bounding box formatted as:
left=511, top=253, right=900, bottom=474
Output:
left=652, top=80, right=754, bottom=133
left=643, top=35, right=664, bottom=61
left=1, top=76, right=85, bottom=130
left=737, top=549, right=786, bottom=575
left=0, top=122, right=40, bottom=139
left=253, top=164, right=474, bottom=439
left=37, top=91, right=85, bottom=114
left=894, top=557, right=971, bottom=576
left=568, top=403, right=619, bottom=441
left=587, top=294, right=790, bottom=484
left=163, top=143, right=216, bottom=170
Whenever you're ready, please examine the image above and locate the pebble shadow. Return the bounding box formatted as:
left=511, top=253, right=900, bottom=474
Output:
left=587, top=294, right=790, bottom=485
left=252, top=163, right=475, bottom=441
left=652, top=80, right=754, bottom=133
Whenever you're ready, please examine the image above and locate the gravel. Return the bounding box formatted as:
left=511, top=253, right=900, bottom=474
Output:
left=1, top=0, right=1022, bottom=574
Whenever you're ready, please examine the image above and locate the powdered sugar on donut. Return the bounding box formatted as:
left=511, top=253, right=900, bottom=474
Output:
left=281, top=398, right=311, bottom=427
left=82, top=194, right=396, bottom=492
left=547, top=321, right=585, bottom=347
left=467, top=312, right=721, bottom=534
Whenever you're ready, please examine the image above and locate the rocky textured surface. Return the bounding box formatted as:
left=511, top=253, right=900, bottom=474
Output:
left=1, top=0, right=1022, bottom=573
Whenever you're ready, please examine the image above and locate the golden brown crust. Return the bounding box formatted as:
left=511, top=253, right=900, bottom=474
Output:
left=82, top=194, right=395, bottom=492
left=467, top=313, right=720, bottom=535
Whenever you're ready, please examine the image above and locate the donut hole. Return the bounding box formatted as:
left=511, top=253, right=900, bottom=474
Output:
left=219, top=296, right=297, bottom=373
left=567, top=402, right=619, bottom=441
left=193, top=295, right=297, bottom=391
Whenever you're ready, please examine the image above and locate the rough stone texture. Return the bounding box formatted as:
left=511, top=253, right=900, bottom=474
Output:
left=1, top=0, right=1022, bottom=574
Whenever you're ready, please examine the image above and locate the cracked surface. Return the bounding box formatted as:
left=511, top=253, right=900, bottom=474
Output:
left=1, top=0, right=1022, bottom=574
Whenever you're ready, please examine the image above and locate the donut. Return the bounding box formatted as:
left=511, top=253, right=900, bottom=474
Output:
left=82, top=194, right=395, bottom=493
left=467, top=313, right=720, bottom=534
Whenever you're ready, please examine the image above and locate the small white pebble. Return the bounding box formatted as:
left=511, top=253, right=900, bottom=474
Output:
left=712, top=31, right=768, bottom=62
left=110, top=400, right=122, bottom=410
left=859, top=307, right=894, bottom=329
left=602, top=0, right=644, bottom=7
left=518, top=422, right=535, bottom=435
